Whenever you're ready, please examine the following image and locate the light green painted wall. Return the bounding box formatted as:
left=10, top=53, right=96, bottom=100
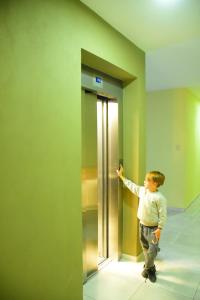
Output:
left=146, top=89, right=200, bottom=209
left=123, top=81, right=146, bottom=255
left=0, top=0, right=145, bottom=299
left=184, top=90, right=200, bottom=207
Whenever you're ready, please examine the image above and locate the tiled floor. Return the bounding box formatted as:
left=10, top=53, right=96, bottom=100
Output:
left=83, top=195, right=200, bottom=300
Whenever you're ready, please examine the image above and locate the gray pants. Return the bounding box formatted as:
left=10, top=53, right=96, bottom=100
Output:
left=139, top=223, right=159, bottom=269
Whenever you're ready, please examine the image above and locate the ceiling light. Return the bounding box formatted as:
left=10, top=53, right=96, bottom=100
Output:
left=155, top=0, right=180, bottom=5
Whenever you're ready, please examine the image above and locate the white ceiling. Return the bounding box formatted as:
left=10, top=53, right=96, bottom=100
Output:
left=80, top=0, right=200, bottom=94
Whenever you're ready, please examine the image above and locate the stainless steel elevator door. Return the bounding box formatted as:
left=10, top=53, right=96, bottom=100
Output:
left=82, top=90, right=120, bottom=283
left=97, top=99, right=119, bottom=263
left=82, top=89, right=98, bottom=283
left=107, top=101, right=119, bottom=260
left=97, top=100, right=108, bottom=264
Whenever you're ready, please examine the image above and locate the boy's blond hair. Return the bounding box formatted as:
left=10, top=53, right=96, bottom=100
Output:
left=147, top=171, right=165, bottom=187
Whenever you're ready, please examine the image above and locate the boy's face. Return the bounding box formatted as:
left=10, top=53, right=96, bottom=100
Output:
left=144, top=174, right=158, bottom=192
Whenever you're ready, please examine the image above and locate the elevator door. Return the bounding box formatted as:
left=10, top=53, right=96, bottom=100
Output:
left=81, top=89, right=119, bottom=283
left=97, top=99, right=108, bottom=264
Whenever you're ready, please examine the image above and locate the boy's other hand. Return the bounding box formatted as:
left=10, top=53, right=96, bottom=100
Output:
left=153, top=228, right=161, bottom=240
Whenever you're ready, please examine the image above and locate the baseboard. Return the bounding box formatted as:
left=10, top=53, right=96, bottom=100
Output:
left=186, top=193, right=200, bottom=209
left=167, top=207, right=185, bottom=216
left=121, top=252, right=144, bottom=262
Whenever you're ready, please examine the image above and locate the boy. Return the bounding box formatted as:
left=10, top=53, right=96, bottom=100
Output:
left=117, top=165, right=167, bottom=283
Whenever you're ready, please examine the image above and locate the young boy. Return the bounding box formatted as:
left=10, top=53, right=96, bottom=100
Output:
left=117, top=165, right=167, bottom=283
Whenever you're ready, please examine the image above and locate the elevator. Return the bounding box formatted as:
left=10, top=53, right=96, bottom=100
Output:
left=81, top=66, right=122, bottom=283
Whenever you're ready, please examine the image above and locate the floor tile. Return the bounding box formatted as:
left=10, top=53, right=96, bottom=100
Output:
left=129, top=282, right=193, bottom=300
left=83, top=195, right=200, bottom=300
left=154, top=267, right=199, bottom=298
left=100, top=260, right=145, bottom=281
left=83, top=296, right=95, bottom=300
left=194, top=283, right=200, bottom=300
left=83, top=270, right=142, bottom=300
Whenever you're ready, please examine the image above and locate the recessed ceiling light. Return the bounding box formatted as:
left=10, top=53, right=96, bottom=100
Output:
left=155, top=0, right=180, bottom=5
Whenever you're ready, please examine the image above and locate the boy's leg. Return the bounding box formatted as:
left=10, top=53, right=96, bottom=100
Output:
left=139, top=224, right=149, bottom=257
left=139, top=224, right=159, bottom=282
left=139, top=224, right=149, bottom=278
left=144, top=227, right=159, bottom=282
left=145, top=227, right=159, bottom=269
left=139, top=224, right=158, bottom=268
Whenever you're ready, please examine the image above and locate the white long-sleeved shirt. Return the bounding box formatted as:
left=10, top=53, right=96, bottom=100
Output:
left=123, top=178, right=167, bottom=229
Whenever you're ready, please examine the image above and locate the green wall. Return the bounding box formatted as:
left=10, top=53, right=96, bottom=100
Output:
left=147, top=88, right=200, bottom=209
left=0, top=1, right=145, bottom=299
left=123, top=81, right=146, bottom=256
left=184, top=90, right=200, bottom=207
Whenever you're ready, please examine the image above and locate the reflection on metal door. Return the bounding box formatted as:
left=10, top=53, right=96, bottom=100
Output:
left=82, top=90, right=119, bottom=283
left=81, top=90, right=98, bottom=282
left=97, top=100, right=108, bottom=264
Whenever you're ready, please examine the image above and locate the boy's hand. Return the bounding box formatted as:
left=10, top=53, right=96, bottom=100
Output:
left=153, top=228, right=161, bottom=240
left=116, top=164, right=124, bottom=178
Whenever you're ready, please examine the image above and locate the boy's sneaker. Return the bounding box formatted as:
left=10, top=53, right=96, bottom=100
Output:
left=141, top=265, right=156, bottom=281
left=147, top=266, right=157, bottom=283
left=141, top=268, right=148, bottom=278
